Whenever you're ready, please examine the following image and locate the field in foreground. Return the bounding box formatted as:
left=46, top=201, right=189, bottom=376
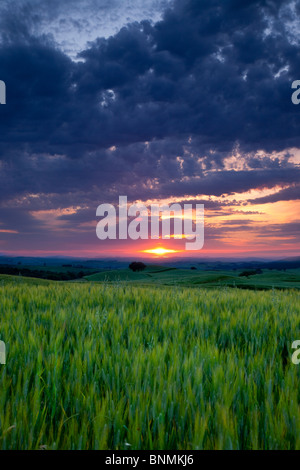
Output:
left=0, top=279, right=299, bottom=449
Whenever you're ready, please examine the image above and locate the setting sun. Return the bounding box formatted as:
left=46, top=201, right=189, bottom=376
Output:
left=142, top=247, right=179, bottom=256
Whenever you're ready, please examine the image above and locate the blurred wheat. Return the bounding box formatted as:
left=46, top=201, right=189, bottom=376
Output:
left=0, top=281, right=299, bottom=449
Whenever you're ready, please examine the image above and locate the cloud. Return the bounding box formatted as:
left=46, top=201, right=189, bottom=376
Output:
left=255, top=221, right=300, bottom=239
left=0, top=0, right=173, bottom=57
left=249, top=184, right=300, bottom=204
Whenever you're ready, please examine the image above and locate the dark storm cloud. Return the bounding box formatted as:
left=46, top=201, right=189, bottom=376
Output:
left=249, top=184, right=300, bottom=204
left=159, top=168, right=300, bottom=199
left=0, top=0, right=300, bottom=242
left=0, top=0, right=173, bottom=57
left=0, top=207, right=45, bottom=233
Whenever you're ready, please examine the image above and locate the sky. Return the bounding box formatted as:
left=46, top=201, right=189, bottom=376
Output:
left=0, top=0, right=299, bottom=259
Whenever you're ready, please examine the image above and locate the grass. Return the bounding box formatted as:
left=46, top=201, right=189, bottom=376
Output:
left=0, top=279, right=299, bottom=449
left=0, top=274, right=52, bottom=286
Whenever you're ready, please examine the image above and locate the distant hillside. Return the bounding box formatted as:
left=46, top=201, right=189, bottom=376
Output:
left=0, top=256, right=299, bottom=289
left=0, top=255, right=299, bottom=272
left=84, top=265, right=300, bottom=290
left=0, top=265, right=98, bottom=281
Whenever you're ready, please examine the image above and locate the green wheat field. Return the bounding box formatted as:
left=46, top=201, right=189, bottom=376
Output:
left=0, top=276, right=299, bottom=449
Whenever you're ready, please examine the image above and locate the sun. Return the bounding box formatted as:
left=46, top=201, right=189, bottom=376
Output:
left=142, top=247, right=179, bottom=256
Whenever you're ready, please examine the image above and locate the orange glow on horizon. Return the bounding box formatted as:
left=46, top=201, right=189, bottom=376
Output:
left=142, top=247, right=180, bottom=256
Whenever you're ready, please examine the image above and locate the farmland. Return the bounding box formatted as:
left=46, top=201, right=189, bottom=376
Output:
left=84, top=265, right=300, bottom=290
left=0, top=277, right=299, bottom=449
